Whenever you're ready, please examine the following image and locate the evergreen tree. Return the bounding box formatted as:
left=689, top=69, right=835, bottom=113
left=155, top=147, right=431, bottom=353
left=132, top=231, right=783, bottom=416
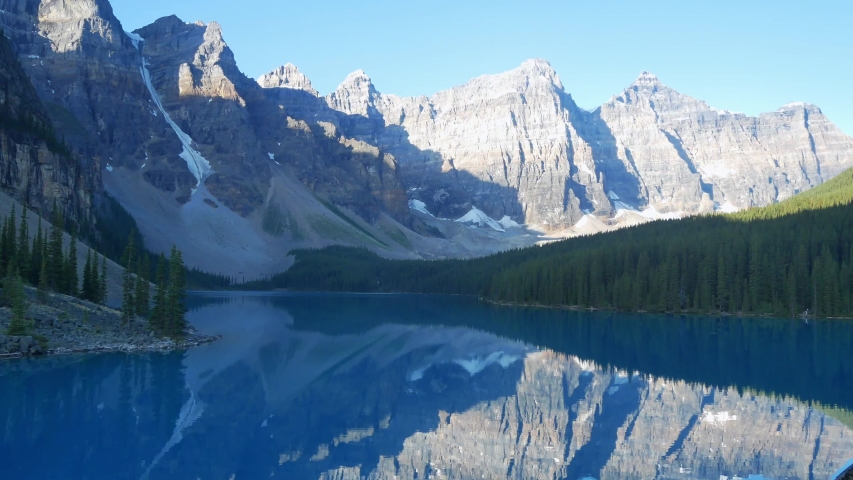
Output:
left=716, top=254, right=728, bottom=312
left=48, top=205, right=64, bottom=290
left=151, top=253, right=168, bottom=333
left=5, top=270, right=27, bottom=336
left=16, top=207, right=28, bottom=281
left=37, top=257, right=48, bottom=303
left=29, top=220, right=42, bottom=285
left=82, top=249, right=93, bottom=301
left=165, top=246, right=187, bottom=338
left=135, top=253, right=150, bottom=317
left=6, top=205, right=16, bottom=269
left=66, top=226, right=78, bottom=297
left=121, top=235, right=136, bottom=323
left=99, top=254, right=107, bottom=305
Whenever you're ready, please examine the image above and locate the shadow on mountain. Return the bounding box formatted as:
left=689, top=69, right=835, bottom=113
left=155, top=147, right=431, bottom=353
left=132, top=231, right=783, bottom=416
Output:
left=566, top=100, right=647, bottom=209
left=662, top=130, right=715, bottom=197
left=257, top=88, right=526, bottom=224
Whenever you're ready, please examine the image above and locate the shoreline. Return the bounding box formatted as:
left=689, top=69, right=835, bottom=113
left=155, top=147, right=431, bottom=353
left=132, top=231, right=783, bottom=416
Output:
left=1, top=288, right=221, bottom=361
left=0, top=333, right=220, bottom=360
left=479, top=297, right=853, bottom=321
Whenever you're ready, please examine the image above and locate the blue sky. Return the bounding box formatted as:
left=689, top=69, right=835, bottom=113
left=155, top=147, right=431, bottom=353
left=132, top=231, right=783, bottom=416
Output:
left=111, top=0, right=852, bottom=135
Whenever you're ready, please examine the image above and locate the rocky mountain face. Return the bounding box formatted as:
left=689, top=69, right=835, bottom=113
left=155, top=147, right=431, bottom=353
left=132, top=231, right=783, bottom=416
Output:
left=0, top=0, right=409, bottom=222
left=2, top=0, right=852, bottom=271
left=264, top=60, right=853, bottom=229
left=0, top=27, right=91, bottom=219
left=0, top=2, right=416, bottom=276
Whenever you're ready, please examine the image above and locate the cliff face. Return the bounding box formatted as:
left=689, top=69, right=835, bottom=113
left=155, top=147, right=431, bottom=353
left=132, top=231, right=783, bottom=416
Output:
left=264, top=61, right=853, bottom=229
left=0, top=26, right=90, bottom=218
left=3, top=0, right=853, bottom=265
left=0, top=3, right=410, bottom=233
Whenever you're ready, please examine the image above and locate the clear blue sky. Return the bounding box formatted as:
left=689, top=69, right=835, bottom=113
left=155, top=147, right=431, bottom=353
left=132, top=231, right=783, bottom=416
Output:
left=111, top=0, right=852, bottom=135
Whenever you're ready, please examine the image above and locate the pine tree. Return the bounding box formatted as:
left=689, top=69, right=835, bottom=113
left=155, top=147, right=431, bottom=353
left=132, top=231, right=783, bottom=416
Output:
left=6, top=205, right=16, bottom=270
left=16, top=207, right=28, bottom=281
left=135, top=253, right=150, bottom=317
left=5, top=270, right=27, bottom=336
left=82, top=249, right=93, bottom=301
left=29, top=220, right=42, bottom=285
left=716, top=254, right=729, bottom=312
left=165, top=246, right=187, bottom=338
left=37, top=257, right=48, bottom=303
left=99, top=254, right=107, bottom=305
left=48, top=205, right=64, bottom=290
left=121, top=235, right=136, bottom=324
left=66, top=226, right=78, bottom=297
left=151, top=253, right=168, bottom=333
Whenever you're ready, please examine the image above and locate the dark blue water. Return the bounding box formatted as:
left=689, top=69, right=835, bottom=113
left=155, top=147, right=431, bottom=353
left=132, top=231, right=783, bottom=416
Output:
left=2, top=292, right=852, bottom=480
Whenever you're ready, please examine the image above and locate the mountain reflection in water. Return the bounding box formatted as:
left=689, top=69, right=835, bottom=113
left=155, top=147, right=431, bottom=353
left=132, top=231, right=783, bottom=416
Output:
left=1, top=292, right=852, bottom=480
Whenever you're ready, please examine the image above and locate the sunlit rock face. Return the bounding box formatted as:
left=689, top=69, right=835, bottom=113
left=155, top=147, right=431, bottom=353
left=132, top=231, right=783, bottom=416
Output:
left=0, top=3, right=410, bottom=224
left=3, top=0, right=853, bottom=256
left=269, top=61, right=853, bottom=229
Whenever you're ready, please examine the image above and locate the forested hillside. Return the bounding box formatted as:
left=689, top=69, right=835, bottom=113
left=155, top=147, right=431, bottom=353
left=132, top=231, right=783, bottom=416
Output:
left=245, top=167, right=853, bottom=318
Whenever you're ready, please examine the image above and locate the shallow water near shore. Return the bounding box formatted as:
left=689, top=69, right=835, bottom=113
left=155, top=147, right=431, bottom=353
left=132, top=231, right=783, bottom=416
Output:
left=1, top=292, right=852, bottom=480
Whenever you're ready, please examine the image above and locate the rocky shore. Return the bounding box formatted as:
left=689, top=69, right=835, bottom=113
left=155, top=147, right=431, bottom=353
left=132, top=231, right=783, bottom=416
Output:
left=0, top=287, right=218, bottom=359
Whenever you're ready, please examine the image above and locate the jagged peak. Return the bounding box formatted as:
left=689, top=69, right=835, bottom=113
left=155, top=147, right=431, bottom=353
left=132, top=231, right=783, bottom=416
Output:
left=258, top=63, right=318, bottom=95
left=777, top=101, right=820, bottom=113
left=334, top=69, right=375, bottom=93
left=513, top=58, right=562, bottom=89
left=632, top=71, right=663, bottom=87
left=519, top=58, right=553, bottom=70
left=343, top=69, right=371, bottom=83
left=148, top=15, right=186, bottom=28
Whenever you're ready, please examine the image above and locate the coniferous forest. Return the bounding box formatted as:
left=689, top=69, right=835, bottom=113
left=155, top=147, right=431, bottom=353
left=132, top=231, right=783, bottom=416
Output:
left=241, top=167, right=853, bottom=319
left=0, top=200, right=190, bottom=340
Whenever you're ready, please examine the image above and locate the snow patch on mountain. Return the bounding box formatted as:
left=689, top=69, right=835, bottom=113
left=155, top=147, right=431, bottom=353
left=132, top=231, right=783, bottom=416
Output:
left=701, top=410, right=737, bottom=425
left=407, top=351, right=522, bottom=381
left=455, top=207, right=505, bottom=232
left=409, top=199, right=434, bottom=217
left=498, top=216, right=520, bottom=229
left=572, top=214, right=608, bottom=235
left=454, top=351, right=521, bottom=376
left=125, top=31, right=143, bottom=50
left=135, top=34, right=210, bottom=186
left=578, top=163, right=594, bottom=176
left=717, top=202, right=740, bottom=213
left=639, top=207, right=682, bottom=220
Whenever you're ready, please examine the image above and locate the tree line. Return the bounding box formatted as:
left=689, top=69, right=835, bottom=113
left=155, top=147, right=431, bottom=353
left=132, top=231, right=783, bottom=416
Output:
left=120, top=237, right=188, bottom=338
left=3, top=202, right=189, bottom=339
left=3, top=204, right=109, bottom=335
left=240, top=167, right=853, bottom=319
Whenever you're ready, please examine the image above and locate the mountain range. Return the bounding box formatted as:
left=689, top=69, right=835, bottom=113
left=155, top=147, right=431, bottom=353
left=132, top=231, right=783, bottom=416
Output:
left=1, top=0, right=852, bottom=278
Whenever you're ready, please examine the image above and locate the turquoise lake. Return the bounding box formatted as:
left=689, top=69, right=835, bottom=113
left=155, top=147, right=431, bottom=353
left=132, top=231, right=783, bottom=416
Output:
left=1, top=292, right=852, bottom=479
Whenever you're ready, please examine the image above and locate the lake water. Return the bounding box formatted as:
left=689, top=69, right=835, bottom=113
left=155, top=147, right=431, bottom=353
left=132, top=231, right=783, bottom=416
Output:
left=2, top=292, right=853, bottom=480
